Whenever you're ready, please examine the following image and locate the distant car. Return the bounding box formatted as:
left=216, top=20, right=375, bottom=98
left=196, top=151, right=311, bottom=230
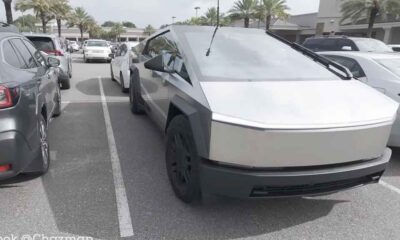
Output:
left=303, top=36, right=394, bottom=53
left=110, top=42, right=139, bottom=92
left=388, top=44, right=400, bottom=52
left=69, top=41, right=79, bottom=52
left=83, top=39, right=112, bottom=63
left=25, top=33, right=72, bottom=89
left=321, top=51, right=400, bottom=147
left=0, top=25, right=61, bottom=180
left=129, top=26, right=397, bottom=203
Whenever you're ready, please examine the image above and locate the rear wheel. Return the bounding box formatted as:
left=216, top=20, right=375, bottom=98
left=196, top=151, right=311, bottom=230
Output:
left=37, top=115, right=50, bottom=174
left=120, top=73, right=128, bottom=93
left=60, top=77, right=70, bottom=90
left=53, top=85, right=62, bottom=117
left=166, top=115, right=201, bottom=203
left=129, top=71, right=144, bottom=114
left=111, top=65, right=116, bottom=81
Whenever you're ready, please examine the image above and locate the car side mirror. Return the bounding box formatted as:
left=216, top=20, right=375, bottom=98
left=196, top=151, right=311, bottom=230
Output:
left=109, top=53, right=115, bottom=59
left=341, top=46, right=352, bottom=51
left=47, top=57, right=60, bottom=67
left=144, top=54, right=174, bottom=73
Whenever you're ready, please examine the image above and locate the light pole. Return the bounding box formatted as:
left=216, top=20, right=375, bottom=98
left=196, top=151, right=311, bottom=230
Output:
left=194, top=6, right=200, bottom=18
left=172, top=16, right=176, bottom=24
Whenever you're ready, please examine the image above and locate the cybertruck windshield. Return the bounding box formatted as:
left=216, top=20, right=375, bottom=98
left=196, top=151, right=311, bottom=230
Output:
left=182, top=28, right=339, bottom=82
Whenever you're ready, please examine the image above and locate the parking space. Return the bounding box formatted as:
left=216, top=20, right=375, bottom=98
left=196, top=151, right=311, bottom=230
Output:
left=0, top=53, right=400, bottom=240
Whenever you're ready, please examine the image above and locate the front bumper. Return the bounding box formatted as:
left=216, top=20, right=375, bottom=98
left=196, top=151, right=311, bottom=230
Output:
left=0, top=131, right=34, bottom=180
left=200, top=148, right=391, bottom=198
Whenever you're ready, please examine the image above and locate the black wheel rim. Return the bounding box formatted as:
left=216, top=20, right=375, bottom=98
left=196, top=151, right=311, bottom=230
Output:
left=169, top=132, right=192, bottom=191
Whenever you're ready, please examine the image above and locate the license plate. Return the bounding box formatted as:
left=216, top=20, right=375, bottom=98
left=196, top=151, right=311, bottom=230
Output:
left=93, top=50, right=104, bottom=53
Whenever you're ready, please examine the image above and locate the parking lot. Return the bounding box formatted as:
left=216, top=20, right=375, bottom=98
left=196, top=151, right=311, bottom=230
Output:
left=0, top=53, right=399, bottom=240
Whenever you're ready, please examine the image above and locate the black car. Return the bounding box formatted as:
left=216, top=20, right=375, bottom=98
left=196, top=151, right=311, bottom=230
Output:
left=303, top=36, right=393, bottom=52
left=0, top=23, right=61, bottom=180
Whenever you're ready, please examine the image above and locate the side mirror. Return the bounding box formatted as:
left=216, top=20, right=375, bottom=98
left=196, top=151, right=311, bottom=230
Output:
left=47, top=57, right=60, bottom=67
left=341, top=46, right=352, bottom=51
left=144, top=54, right=174, bottom=73
left=109, top=53, right=115, bottom=59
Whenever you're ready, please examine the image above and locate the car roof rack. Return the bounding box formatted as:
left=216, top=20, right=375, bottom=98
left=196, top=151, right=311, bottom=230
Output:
left=267, top=31, right=352, bottom=80
left=0, top=22, right=19, bottom=33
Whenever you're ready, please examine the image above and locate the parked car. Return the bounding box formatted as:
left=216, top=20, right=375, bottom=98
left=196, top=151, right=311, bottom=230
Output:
left=129, top=26, right=398, bottom=203
left=321, top=51, right=400, bottom=147
left=110, top=42, right=119, bottom=53
left=24, top=33, right=72, bottom=89
left=303, top=36, right=394, bottom=53
left=388, top=44, right=400, bottom=52
left=83, top=39, right=112, bottom=63
left=69, top=41, right=80, bottom=52
left=110, top=42, right=139, bottom=92
left=0, top=24, right=61, bottom=180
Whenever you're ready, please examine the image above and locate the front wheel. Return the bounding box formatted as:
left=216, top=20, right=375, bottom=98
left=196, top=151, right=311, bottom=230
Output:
left=120, top=73, right=128, bottom=93
left=53, top=85, right=62, bottom=117
left=166, top=115, right=201, bottom=203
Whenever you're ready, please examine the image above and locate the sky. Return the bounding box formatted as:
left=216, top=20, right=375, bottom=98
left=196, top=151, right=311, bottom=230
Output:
left=1, top=0, right=320, bottom=28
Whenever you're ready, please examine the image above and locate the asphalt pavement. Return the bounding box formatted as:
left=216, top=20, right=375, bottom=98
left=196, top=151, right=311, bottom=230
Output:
left=0, top=53, right=400, bottom=240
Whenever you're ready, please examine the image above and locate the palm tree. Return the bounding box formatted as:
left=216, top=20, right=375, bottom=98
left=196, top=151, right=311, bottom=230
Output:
left=261, top=0, right=289, bottom=31
left=229, top=0, right=257, bottom=28
left=14, top=14, right=37, bottom=31
left=340, top=0, right=400, bottom=38
left=15, top=0, right=53, bottom=33
left=2, top=0, right=13, bottom=24
left=51, top=0, right=71, bottom=37
left=110, top=23, right=125, bottom=41
left=68, top=7, right=91, bottom=41
left=201, top=7, right=218, bottom=26
left=144, top=24, right=155, bottom=36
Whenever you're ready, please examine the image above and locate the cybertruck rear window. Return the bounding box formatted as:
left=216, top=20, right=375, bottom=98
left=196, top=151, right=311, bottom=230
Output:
left=184, top=31, right=338, bottom=82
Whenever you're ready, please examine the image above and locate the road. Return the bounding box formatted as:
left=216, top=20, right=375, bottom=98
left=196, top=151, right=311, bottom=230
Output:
left=1, top=53, right=400, bottom=240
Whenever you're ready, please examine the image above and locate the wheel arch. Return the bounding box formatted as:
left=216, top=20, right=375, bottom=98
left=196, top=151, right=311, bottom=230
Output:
left=166, top=96, right=209, bottom=158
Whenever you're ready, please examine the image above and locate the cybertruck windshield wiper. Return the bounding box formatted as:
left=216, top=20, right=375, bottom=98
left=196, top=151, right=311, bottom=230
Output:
left=266, top=31, right=353, bottom=80
left=206, top=0, right=220, bottom=57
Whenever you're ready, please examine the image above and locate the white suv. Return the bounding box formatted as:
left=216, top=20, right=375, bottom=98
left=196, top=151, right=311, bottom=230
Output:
left=83, top=39, right=112, bottom=63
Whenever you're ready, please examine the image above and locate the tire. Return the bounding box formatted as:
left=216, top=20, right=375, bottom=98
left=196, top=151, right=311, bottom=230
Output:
left=120, top=73, right=128, bottom=93
left=53, top=85, right=62, bottom=117
left=111, top=65, right=116, bottom=81
left=36, top=115, right=50, bottom=174
left=166, top=115, right=201, bottom=203
left=60, top=76, right=71, bottom=90
left=69, top=62, right=72, bottom=78
left=129, top=71, right=144, bottom=114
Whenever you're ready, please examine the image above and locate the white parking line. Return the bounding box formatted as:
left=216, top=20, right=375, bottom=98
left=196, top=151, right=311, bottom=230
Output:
left=98, top=76, right=134, bottom=238
left=380, top=180, right=400, bottom=195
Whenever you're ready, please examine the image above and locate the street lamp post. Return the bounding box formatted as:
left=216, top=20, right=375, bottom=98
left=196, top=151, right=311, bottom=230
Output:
left=194, top=6, right=200, bottom=18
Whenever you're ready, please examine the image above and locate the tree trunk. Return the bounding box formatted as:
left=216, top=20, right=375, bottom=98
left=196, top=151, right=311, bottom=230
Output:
left=40, top=11, right=47, bottom=33
left=79, top=25, right=83, bottom=42
left=57, top=18, right=62, bottom=37
left=367, top=4, right=380, bottom=38
left=244, top=17, right=249, bottom=28
left=3, top=0, right=13, bottom=24
left=265, top=15, right=271, bottom=32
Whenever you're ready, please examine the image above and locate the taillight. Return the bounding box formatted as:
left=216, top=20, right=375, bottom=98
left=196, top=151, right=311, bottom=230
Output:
left=0, top=85, right=20, bottom=109
left=45, top=50, right=64, bottom=56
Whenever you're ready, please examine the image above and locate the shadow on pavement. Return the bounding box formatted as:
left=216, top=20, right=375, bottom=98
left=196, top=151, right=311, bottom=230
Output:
left=385, top=147, right=400, bottom=177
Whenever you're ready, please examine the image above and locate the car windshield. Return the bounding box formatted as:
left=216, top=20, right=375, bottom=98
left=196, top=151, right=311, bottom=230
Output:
left=87, top=41, right=108, bottom=47
left=375, top=58, right=400, bottom=77
left=183, top=29, right=339, bottom=81
left=352, top=38, right=393, bottom=52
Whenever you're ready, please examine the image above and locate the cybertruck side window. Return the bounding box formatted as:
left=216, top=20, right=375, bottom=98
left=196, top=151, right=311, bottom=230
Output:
left=145, top=32, right=191, bottom=83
